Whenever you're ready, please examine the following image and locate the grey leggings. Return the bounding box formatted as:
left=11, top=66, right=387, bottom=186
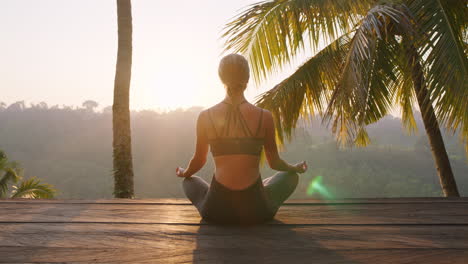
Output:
left=182, top=171, right=299, bottom=223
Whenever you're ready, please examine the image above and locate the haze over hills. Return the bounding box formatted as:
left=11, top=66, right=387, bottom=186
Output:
left=0, top=101, right=466, bottom=199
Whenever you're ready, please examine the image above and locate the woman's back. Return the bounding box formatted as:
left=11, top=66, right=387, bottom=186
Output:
left=203, top=100, right=265, bottom=190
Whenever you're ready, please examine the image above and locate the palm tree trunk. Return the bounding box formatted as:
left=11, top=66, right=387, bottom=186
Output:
left=405, top=43, right=459, bottom=197
left=113, top=0, right=134, bottom=198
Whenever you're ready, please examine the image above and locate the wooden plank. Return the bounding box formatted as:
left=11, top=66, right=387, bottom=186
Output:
left=0, top=199, right=466, bottom=263
left=0, top=198, right=191, bottom=204
left=1, top=197, right=467, bottom=204
left=1, top=223, right=467, bottom=250
left=1, top=247, right=467, bottom=264
left=1, top=203, right=467, bottom=224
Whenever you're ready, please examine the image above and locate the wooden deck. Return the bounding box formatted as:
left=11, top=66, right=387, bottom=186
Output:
left=1, top=198, right=467, bottom=263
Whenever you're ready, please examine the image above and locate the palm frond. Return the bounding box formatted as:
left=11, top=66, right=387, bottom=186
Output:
left=393, top=67, right=418, bottom=134
left=0, top=168, right=21, bottom=198
left=0, top=150, right=7, bottom=169
left=324, top=4, right=412, bottom=145
left=355, top=127, right=371, bottom=146
left=255, top=34, right=352, bottom=143
left=407, top=0, right=468, bottom=151
left=10, top=177, right=56, bottom=199
left=0, top=152, right=21, bottom=198
left=222, top=0, right=375, bottom=83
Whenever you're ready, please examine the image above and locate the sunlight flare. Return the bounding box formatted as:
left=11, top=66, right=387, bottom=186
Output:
left=306, top=176, right=333, bottom=199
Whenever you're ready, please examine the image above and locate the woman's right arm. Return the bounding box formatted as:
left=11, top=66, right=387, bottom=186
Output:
left=176, top=110, right=209, bottom=178
left=263, top=110, right=307, bottom=173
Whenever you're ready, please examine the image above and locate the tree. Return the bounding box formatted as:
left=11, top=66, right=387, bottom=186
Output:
left=102, top=106, right=113, bottom=114
left=7, top=101, right=25, bottom=112
left=82, top=100, right=99, bottom=112
left=0, top=150, right=55, bottom=199
left=223, top=0, right=466, bottom=197
left=113, top=0, right=134, bottom=198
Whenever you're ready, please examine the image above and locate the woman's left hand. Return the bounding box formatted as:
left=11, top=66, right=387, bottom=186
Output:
left=176, top=167, right=186, bottom=177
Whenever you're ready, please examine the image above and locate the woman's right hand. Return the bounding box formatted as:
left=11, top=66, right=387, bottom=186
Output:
left=176, top=167, right=186, bottom=178
left=293, top=161, right=308, bottom=173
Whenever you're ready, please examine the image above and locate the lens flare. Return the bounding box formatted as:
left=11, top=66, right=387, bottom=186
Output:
left=306, top=176, right=333, bottom=199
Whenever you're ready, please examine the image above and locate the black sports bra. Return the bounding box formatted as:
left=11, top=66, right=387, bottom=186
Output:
left=207, top=100, right=264, bottom=157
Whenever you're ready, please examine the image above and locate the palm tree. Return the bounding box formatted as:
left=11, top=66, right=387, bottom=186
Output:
left=223, top=0, right=466, bottom=197
left=113, top=0, right=134, bottom=198
left=0, top=151, right=55, bottom=199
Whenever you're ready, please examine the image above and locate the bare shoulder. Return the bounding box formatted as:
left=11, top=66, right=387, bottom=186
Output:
left=259, top=109, right=275, bottom=131
left=198, top=104, right=220, bottom=121
left=260, top=108, right=273, bottom=120
left=198, top=109, right=207, bottom=117
left=249, top=103, right=268, bottom=113
left=205, top=102, right=223, bottom=112
left=196, top=109, right=209, bottom=124
left=260, top=108, right=272, bottom=115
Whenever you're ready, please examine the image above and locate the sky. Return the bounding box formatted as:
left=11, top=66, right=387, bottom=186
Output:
left=0, top=0, right=309, bottom=111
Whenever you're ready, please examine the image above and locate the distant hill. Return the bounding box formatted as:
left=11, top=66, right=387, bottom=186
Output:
left=0, top=102, right=466, bottom=198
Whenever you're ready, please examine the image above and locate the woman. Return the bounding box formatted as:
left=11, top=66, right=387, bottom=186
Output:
left=176, top=54, right=307, bottom=225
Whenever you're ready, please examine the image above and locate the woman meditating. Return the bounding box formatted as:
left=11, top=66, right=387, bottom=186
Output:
left=176, top=54, right=307, bottom=225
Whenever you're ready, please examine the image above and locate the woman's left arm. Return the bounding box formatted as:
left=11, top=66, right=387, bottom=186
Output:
left=176, top=111, right=209, bottom=178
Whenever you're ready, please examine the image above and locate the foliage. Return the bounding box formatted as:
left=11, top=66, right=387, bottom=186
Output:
left=223, top=0, right=467, bottom=151
left=82, top=100, right=99, bottom=111
left=10, top=177, right=56, bottom=199
left=0, top=105, right=466, bottom=198
left=407, top=0, right=468, bottom=144
left=222, top=0, right=375, bottom=83
left=0, top=150, right=56, bottom=199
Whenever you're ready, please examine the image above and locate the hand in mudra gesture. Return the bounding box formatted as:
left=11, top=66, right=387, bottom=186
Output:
left=176, top=167, right=186, bottom=178
left=294, top=161, right=308, bottom=173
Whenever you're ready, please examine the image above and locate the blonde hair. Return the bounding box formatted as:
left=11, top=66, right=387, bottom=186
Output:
left=218, top=54, right=250, bottom=94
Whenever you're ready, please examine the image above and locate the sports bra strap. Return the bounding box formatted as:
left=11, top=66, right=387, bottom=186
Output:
left=236, top=106, right=254, bottom=137
left=207, top=109, right=218, bottom=137
left=222, top=100, right=254, bottom=137
left=209, top=100, right=264, bottom=139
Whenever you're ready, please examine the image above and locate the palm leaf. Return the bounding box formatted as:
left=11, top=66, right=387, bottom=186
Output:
left=0, top=152, right=21, bottom=198
left=324, top=4, right=413, bottom=145
left=407, top=0, right=468, bottom=151
left=0, top=168, right=21, bottom=198
left=0, top=150, right=7, bottom=169
left=255, top=34, right=352, bottom=143
left=11, top=177, right=56, bottom=199
left=393, top=56, right=418, bottom=134
left=222, top=0, right=375, bottom=83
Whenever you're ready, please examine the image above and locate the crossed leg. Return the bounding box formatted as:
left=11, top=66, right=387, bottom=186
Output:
left=263, top=171, right=299, bottom=210
left=182, top=176, right=209, bottom=211
left=183, top=172, right=298, bottom=214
